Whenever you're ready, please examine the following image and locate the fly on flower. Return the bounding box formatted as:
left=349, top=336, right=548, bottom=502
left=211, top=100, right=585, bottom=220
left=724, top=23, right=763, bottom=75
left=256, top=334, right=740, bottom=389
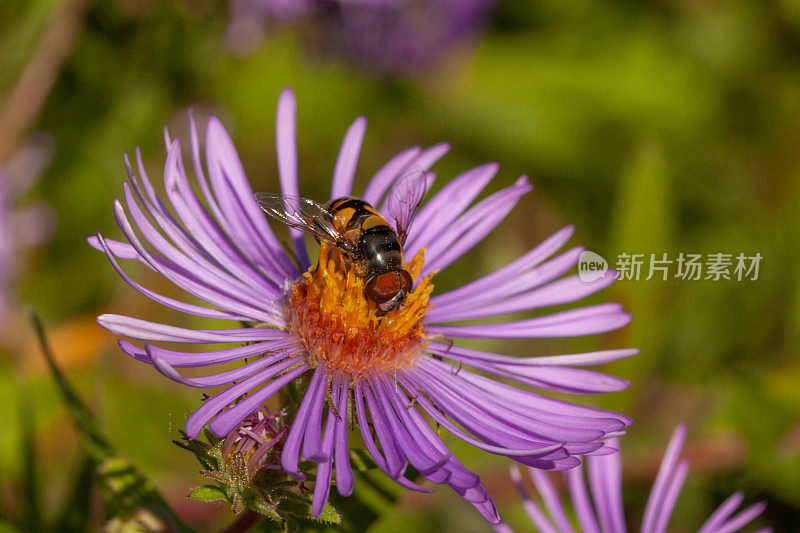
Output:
left=254, top=169, right=427, bottom=314
left=90, top=87, right=637, bottom=524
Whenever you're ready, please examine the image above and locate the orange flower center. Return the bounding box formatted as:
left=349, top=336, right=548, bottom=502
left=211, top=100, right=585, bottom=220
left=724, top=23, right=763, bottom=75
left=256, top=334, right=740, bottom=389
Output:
left=288, top=244, right=433, bottom=376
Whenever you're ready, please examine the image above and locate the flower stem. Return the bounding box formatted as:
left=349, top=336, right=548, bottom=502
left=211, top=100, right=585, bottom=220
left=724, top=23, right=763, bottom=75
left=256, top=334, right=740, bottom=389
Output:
left=220, top=510, right=263, bottom=533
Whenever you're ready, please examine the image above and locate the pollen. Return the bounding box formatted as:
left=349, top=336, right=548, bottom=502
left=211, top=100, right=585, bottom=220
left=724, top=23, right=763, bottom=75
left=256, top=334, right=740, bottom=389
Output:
left=288, top=244, right=433, bottom=376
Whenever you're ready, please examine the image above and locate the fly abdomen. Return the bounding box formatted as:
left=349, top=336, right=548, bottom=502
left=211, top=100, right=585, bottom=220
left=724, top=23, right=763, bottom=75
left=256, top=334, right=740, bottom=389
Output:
left=359, top=226, right=404, bottom=278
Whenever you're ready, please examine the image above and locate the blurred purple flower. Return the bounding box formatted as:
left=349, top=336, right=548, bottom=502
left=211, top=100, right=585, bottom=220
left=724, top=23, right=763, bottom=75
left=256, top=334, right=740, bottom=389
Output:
left=91, top=87, right=635, bottom=523
left=497, top=425, right=770, bottom=533
left=226, top=0, right=493, bottom=74
left=0, top=135, right=54, bottom=321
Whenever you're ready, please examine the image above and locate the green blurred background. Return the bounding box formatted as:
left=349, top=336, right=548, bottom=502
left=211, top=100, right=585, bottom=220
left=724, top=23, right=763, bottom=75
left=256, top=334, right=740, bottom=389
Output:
left=1, top=0, right=799, bottom=531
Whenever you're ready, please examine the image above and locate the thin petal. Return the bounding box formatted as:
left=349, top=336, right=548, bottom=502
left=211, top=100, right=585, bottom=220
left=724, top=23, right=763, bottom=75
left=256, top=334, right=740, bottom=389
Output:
left=330, top=116, right=367, bottom=200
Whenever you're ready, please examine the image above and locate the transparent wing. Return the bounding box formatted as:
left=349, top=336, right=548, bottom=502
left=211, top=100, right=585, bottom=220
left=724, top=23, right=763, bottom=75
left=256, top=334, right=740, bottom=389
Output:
left=254, top=192, right=356, bottom=253
left=385, top=168, right=429, bottom=247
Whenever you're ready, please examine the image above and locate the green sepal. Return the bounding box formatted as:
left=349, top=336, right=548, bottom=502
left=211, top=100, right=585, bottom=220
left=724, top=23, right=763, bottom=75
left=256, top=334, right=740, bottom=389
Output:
left=186, top=485, right=228, bottom=503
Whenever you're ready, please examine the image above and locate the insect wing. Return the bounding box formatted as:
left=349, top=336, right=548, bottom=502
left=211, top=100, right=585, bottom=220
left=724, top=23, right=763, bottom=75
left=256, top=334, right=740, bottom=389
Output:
left=385, top=169, right=429, bottom=246
left=255, top=193, right=354, bottom=252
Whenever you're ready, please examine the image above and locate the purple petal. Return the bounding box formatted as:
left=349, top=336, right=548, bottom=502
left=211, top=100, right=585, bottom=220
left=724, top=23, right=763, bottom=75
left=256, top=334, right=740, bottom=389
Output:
left=428, top=342, right=638, bottom=367
left=509, top=465, right=559, bottom=533
left=302, top=366, right=331, bottom=463
left=281, top=365, right=327, bottom=476
left=333, top=375, right=354, bottom=496
left=208, top=362, right=309, bottom=437
left=98, top=314, right=285, bottom=343
left=529, top=468, right=576, bottom=533
left=143, top=337, right=296, bottom=367
left=312, top=384, right=339, bottom=516
left=87, top=236, right=139, bottom=260
left=360, top=381, right=406, bottom=478
left=405, top=162, right=499, bottom=254
left=147, top=347, right=292, bottom=387
left=430, top=225, right=575, bottom=308
left=184, top=357, right=306, bottom=437
left=565, top=465, right=602, bottom=533
left=330, top=116, right=367, bottom=200
left=641, top=424, right=688, bottom=533
left=587, top=448, right=625, bottom=533
left=95, top=234, right=250, bottom=321
left=362, top=146, right=422, bottom=205
left=427, top=271, right=616, bottom=324
left=427, top=303, right=631, bottom=339
left=276, top=87, right=311, bottom=268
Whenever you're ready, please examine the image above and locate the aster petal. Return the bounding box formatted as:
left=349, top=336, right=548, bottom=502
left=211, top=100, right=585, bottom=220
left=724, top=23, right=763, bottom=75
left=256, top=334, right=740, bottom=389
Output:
left=333, top=375, right=355, bottom=496
left=415, top=177, right=533, bottom=276
left=302, top=366, right=332, bottom=463
left=430, top=225, right=575, bottom=308
left=509, top=465, right=560, bottom=533
left=428, top=342, right=638, bottom=367
left=95, top=234, right=249, bottom=321
left=446, top=363, right=631, bottom=427
left=428, top=303, right=632, bottom=339
left=207, top=361, right=309, bottom=437
left=641, top=424, right=688, bottom=533
left=565, top=465, right=602, bottom=533
left=405, top=162, right=499, bottom=253
left=699, top=493, right=747, bottom=533
left=702, top=496, right=768, bottom=533
left=111, top=199, right=281, bottom=322
left=427, top=271, right=617, bottom=323
left=415, top=361, right=613, bottom=444
left=159, top=131, right=283, bottom=292
left=276, top=87, right=311, bottom=268
left=363, top=142, right=450, bottom=206
left=312, top=387, right=339, bottom=516
left=147, top=347, right=293, bottom=388
left=587, top=448, right=626, bottom=533
left=98, top=314, right=285, bottom=343
left=397, top=372, right=565, bottom=457
left=88, top=236, right=139, bottom=260
left=158, top=140, right=288, bottom=290
left=142, top=338, right=296, bottom=367
left=362, top=146, right=422, bottom=205
left=281, top=366, right=328, bottom=476
left=350, top=386, right=433, bottom=492
left=699, top=492, right=769, bottom=533
left=330, top=116, right=367, bottom=200
left=205, top=117, right=297, bottom=276
left=122, top=170, right=282, bottom=299
left=448, top=357, right=630, bottom=394
left=184, top=357, right=307, bottom=437
left=529, top=467, right=578, bottom=533
left=372, top=377, right=450, bottom=475
left=360, top=381, right=407, bottom=479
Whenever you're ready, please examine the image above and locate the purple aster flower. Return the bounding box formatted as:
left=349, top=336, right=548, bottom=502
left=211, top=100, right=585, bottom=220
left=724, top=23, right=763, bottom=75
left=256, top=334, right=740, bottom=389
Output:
left=90, top=87, right=636, bottom=523
left=497, top=424, right=769, bottom=533
left=226, top=0, right=493, bottom=75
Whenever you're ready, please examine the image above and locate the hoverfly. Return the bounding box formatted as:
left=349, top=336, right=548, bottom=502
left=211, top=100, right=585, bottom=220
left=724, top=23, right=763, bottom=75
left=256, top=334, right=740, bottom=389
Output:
left=255, top=170, right=428, bottom=314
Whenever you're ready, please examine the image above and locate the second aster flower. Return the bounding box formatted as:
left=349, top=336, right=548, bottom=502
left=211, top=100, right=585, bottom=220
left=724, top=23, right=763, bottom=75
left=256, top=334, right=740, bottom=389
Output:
left=91, top=88, right=636, bottom=523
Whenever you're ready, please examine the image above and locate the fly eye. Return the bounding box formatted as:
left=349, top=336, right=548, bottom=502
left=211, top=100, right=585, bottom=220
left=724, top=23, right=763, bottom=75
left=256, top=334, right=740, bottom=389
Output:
left=398, top=270, right=412, bottom=293
left=365, top=272, right=403, bottom=304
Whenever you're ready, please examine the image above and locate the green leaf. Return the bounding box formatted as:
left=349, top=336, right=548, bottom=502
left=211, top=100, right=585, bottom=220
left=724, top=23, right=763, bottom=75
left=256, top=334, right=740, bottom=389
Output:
left=51, top=455, right=96, bottom=533
left=187, top=485, right=228, bottom=503
left=30, top=313, right=194, bottom=533
left=275, top=498, right=341, bottom=525
left=19, top=394, right=40, bottom=533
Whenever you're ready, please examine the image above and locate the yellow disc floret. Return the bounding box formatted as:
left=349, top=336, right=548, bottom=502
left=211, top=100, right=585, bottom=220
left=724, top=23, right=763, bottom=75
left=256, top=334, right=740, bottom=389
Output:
left=288, top=244, right=433, bottom=376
